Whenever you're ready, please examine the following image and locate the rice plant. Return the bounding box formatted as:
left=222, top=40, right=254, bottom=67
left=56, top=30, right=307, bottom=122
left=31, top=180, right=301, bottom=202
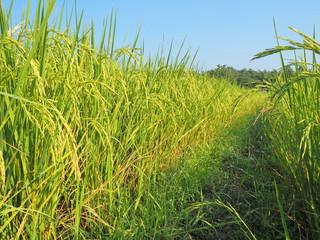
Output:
left=253, top=23, right=320, bottom=239
left=0, top=0, right=264, bottom=238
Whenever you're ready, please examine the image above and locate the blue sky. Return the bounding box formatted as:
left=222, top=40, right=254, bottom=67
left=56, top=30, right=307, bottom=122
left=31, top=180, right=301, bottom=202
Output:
left=2, top=0, right=320, bottom=70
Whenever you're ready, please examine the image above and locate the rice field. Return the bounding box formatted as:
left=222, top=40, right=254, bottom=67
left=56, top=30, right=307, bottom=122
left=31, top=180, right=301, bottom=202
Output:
left=0, top=1, right=264, bottom=238
left=1, top=0, right=319, bottom=239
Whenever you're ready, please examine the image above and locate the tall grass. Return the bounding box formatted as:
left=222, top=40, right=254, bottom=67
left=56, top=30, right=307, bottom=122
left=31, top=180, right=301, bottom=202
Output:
left=253, top=24, right=320, bottom=239
left=0, top=0, right=261, bottom=238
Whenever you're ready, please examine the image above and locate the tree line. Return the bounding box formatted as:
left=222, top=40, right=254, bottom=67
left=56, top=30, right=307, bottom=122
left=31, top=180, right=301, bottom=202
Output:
left=205, top=64, right=281, bottom=88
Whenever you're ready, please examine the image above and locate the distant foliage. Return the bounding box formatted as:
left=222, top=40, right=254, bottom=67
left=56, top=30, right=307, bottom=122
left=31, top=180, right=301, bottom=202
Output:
left=205, top=64, right=279, bottom=87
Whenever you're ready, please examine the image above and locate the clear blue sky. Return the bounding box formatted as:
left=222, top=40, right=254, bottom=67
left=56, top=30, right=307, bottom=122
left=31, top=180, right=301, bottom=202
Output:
left=2, top=0, right=320, bottom=70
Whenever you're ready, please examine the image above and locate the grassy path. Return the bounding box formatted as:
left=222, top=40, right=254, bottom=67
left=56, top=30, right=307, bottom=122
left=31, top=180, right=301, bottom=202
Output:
left=108, top=93, right=284, bottom=239
left=148, top=100, right=295, bottom=240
